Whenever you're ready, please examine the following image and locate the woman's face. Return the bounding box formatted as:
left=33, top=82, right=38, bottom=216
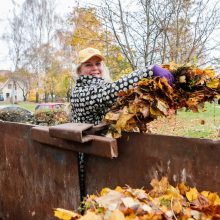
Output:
left=79, top=56, right=103, bottom=78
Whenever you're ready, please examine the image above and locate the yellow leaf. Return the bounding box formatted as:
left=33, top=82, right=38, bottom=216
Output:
left=201, top=190, right=209, bottom=198
left=109, top=209, right=125, bottom=220
left=172, top=199, right=182, bottom=214
left=186, top=188, right=198, bottom=202
left=206, top=78, right=220, bottom=89
left=54, top=208, right=80, bottom=220
left=201, top=191, right=220, bottom=205
left=167, top=185, right=181, bottom=198
left=115, top=109, right=135, bottom=130
left=100, top=187, right=111, bottom=196
left=149, top=106, right=163, bottom=118
left=115, top=186, right=123, bottom=193
left=204, top=68, right=216, bottom=78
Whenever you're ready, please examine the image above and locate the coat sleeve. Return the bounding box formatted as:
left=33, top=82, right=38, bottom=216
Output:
left=97, top=66, right=154, bottom=106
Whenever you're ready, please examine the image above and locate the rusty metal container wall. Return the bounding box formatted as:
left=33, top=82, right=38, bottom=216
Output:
left=0, top=121, right=220, bottom=218
left=86, top=132, right=220, bottom=195
left=0, top=121, right=80, bottom=220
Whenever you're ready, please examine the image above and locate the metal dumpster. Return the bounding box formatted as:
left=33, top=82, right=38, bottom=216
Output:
left=0, top=121, right=219, bottom=219
left=0, top=122, right=80, bottom=220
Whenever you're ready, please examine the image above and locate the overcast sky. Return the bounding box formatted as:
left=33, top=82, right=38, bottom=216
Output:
left=0, top=0, right=79, bottom=70
left=0, top=1, right=14, bottom=70
left=1, top=0, right=219, bottom=71
left=0, top=0, right=106, bottom=71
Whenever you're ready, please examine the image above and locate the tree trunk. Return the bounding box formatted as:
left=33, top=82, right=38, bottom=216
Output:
left=44, top=92, right=49, bottom=103
left=35, top=91, right=39, bottom=103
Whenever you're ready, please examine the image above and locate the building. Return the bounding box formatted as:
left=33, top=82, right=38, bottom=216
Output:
left=0, top=70, right=26, bottom=102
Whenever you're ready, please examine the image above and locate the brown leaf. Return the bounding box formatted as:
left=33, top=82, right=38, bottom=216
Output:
left=149, top=177, right=169, bottom=197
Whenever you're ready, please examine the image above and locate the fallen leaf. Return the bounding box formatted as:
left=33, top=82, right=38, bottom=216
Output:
left=109, top=209, right=125, bottom=220
left=186, top=188, right=199, bottom=202
left=54, top=208, right=80, bottom=220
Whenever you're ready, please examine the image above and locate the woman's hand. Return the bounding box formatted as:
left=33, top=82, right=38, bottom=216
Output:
left=152, top=65, right=174, bottom=85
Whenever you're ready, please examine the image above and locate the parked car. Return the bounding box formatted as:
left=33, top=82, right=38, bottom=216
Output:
left=0, top=105, right=33, bottom=122
left=35, top=102, right=65, bottom=112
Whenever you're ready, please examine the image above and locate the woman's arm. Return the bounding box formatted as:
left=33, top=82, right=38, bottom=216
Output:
left=98, top=65, right=173, bottom=106
left=98, top=66, right=154, bottom=105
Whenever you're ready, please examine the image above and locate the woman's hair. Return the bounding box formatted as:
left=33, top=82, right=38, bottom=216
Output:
left=74, top=61, right=112, bottom=83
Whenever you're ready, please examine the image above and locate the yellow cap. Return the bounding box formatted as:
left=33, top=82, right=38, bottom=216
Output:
left=78, top=47, right=105, bottom=64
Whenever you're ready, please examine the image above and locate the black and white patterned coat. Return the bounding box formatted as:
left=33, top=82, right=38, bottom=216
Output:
left=70, top=67, right=154, bottom=125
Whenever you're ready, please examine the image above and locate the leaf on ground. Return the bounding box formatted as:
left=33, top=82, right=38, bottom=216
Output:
left=54, top=208, right=80, bottom=220
left=186, top=188, right=199, bottom=202
left=109, top=209, right=125, bottom=220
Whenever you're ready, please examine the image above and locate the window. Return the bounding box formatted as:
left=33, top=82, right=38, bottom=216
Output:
left=8, top=84, right=12, bottom=89
left=6, top=93, right=10, bottom=98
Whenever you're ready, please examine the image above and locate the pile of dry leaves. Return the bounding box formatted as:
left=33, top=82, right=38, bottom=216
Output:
left=34, top=110, right=69, bottom=125
left=105, top=64, right=220, bottom=138
left=54, top=177, right=220, bottom=220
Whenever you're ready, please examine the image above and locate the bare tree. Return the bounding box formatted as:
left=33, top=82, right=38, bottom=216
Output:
left=19, top=0, right=59, bottom=102
left=96, top=0, right=220, bottom=68
left=2, top=0, right=60, bottom=103
left=2, top=2, right=29, bottom=103
left=153, top=0, right=220, bottom=65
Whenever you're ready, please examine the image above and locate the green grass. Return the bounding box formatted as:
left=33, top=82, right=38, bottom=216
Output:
left=17, top=102, right=37, bottom=112
left=0, top=101, right=37, bottom=112
left=149, top=103, right=220, bottom=139
left=177, top=103, right=220, bottom=119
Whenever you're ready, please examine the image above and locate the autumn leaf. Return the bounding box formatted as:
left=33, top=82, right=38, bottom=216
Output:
left=139, top=104, right=150, bottom=118
left=206, top=78, right=220, bottom=89
left=100, top=187, right=111, bottom=196
left=54, top=177, right=220, bottom=220
left=186, top=188, right=199, bottom=202
left=201, top=191, right=220, bottom=205
left=149, top=177, right=169, bottom=197
left=177, top=183, right=189, bottom=195
left=104, top=64, right=220, bottom=138
left=80, top=211, right=101, bottom=220
left=115, top=109, right=135, bottom=130
left=149, top=106, right=163, bottom=118
left=109, top=209, right=125, bottom=220
left=156, top=99, right=169, bottom=115
left=115, top=186, right=123, bottom=193
left=95, top=190, right=124, bottom=210
left=172, top=199, right=182, bottom=214
left=54, top=208, right=80, bottom=220
left=194, top=68, right=204, bottom=75
left=204, top=68, right=216, bottom=78
left=105, top=112, right=120, bottom=121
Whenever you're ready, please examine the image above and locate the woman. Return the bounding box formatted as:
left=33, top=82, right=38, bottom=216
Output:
left=70, top=47, right=173, bottom=125
left=71, top=47, right=173, bottom=201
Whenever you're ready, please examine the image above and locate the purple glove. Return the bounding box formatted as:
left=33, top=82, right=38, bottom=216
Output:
left=152, top=65, right=174, bottom=85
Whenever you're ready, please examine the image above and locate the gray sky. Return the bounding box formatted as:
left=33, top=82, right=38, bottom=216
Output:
left=1, top=0, right=219, bottom=70
left=0, top=0, right=106, bottom=70
left=0, top=0, right=77, bottom=70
